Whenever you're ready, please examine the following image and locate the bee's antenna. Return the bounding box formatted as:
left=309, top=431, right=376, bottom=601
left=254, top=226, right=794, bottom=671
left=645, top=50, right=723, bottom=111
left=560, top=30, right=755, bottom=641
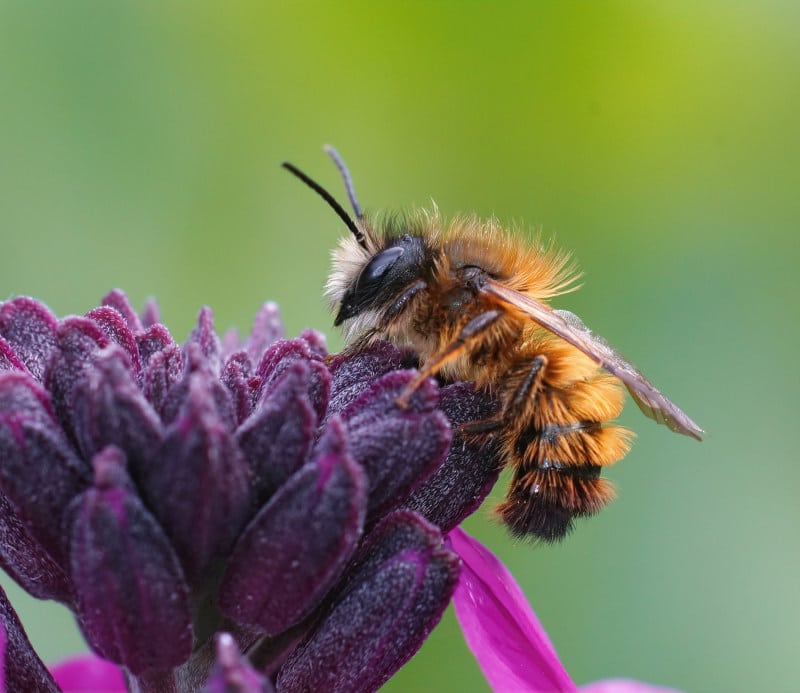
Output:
left=323, top=144, right=364, bottom=220
left=281, top=161, right=367, bottom=248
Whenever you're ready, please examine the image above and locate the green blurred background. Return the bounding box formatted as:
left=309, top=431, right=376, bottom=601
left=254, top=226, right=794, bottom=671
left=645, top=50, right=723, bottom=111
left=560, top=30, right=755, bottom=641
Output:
left=0, top=2, right=798, bottom=691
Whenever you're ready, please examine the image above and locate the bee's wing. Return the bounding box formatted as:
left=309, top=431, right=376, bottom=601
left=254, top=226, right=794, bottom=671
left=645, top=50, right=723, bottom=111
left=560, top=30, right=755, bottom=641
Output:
left=483, top=279, right=703, bottom=440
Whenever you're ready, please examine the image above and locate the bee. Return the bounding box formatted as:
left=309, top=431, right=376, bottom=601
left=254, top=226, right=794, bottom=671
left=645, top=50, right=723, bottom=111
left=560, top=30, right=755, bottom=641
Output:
left=282, top=147, right=703, bottom=541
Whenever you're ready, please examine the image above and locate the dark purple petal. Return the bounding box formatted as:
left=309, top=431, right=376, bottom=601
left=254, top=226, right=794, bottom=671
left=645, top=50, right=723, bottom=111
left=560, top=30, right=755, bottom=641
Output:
left=340, top=371, right=451, bottom=521
left=0, top=584, right=61, bottom=692
left=145, top=372, right=251, bottom=581
left=69, top=446, right=193, bottom=676
left=160, top=344, right=236, bottom=429
left=222, top=351, right=256, bottom=426
left=50, top=654, right=126, bottom=693
left=220, top=418, right=366, bottom=636
left=141, top=343, right=183, bottom=416
left=221, top=327, right=242, bottom=358
left=85, top=307, right=141, bottom=375
left=101, top=289, right=144, bottom=334
left=406, top=383, right=502, bottom=532
left=277, top=509, right=459, bottom=693
left=0, top=493, right=71, bottom=603
left=201, top=633, right=274, bottom=693
left=0, top=337, right=25, bottom=373
left=326, top=341, right=416, bottom=417
left=297, top=329, right=327, bottom=359
left=45, top=317, right=110, bottom=443
left=141, top=298, right=161, bottom=328
left=236, top=361, right=317, bottom=503
left=246, top=302, right=284, bottom=365
left=188, top=307, right=222, bottom=375
left=0, top=371, right=55, bottom=426
left=449, top=527, right=577, bottom=693
left=71, top=346, right=163, bottom=467
left=0, top=373, right=90, bottom=563
left=255, top=339, right=330, bottom=420
left=0, top=297, right=59, bottom=382
left=246, top=620, right=311, bottom=679
left=136, top=323, right=176, bottom=368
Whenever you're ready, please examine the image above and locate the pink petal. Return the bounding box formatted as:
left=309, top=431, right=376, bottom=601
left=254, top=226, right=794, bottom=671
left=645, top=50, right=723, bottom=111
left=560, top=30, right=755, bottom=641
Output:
left=449, top=527, right=577, bottom=693
left=50, top=654, right=126, bottom=693
left=581, top=680, right=684, bottom=693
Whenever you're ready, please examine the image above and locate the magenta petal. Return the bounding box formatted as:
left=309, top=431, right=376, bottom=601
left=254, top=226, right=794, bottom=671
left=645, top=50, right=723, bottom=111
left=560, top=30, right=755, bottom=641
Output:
left=50, top=654, right=126, bottom=693
left=200, top=633, right=274, bottom=693
left=580, top=680, right=684, bottom=693
left=449, top=527, right=577, bottom=693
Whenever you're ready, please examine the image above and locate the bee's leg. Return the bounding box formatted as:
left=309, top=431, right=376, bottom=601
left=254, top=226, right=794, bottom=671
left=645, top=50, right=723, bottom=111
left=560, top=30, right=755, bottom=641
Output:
left=378, top=280, right=428, bottom=328
left=460, top=355, right=547, bottom=435
left=396, top=310, right=502, bottom=408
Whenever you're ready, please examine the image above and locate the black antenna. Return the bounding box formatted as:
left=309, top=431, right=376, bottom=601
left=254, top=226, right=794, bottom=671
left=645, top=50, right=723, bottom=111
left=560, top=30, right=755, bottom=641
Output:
left=323, top=144, right=363, bottom=220
left=281, top=160, right=367, bottom=248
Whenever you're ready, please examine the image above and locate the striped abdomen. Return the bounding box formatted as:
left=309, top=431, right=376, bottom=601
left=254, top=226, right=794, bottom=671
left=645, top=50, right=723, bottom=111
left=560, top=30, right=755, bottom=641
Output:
left=496, top=336, right=632, bottom=541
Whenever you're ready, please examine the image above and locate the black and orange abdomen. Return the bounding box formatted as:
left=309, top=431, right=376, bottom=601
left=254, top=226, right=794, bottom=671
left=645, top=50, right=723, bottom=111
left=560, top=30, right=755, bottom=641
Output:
left=496, top=335, right=632, bottom=541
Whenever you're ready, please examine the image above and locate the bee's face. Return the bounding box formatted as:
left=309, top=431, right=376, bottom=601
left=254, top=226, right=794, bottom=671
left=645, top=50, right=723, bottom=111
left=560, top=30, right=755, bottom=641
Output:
left=334, top=234, right=427, bottom=326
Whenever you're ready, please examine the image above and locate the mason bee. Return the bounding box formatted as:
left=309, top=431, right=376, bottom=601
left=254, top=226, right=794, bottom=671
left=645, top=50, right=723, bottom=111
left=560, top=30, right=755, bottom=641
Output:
left=282, top=148, right=703, bottom=541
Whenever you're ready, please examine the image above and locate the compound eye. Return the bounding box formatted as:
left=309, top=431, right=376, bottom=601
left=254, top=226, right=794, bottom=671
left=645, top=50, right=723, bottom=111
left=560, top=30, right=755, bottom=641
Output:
left=335, top=236, right=424, bottom=326
left=360, top=246, right=404, bottom=284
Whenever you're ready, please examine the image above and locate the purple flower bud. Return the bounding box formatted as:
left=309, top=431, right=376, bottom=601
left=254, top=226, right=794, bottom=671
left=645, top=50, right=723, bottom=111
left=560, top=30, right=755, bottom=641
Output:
left=69, top=446, right=192, bottom=675
left=339, top=371, right=451, bottom=521
left=136, top=322, right=177, bottom=368
left=0, top=297, right=59, bottom=382
left=255, top=339, right=330, bottom=421
left=406, top=382, right=503, bottom=532
left=0, top=293, right=508, bottom=693
left=85, top=306, right=142, bottom=375
left=0, top=493, right=71, bottom=603
left=236, top=361, right=318, bottom=504
left=0, top=373, right=90, bottom=563
left=71, top=346, right=164, bottom=467
left=189, top=307, right=223, bottom=375
left=46, top=317, right=110, bottom=444
left=141, top=298, right=161, bottom=329
left=276, top=510, right=460, bottom=693
left=219, top=418, right=366, bottom=636
left=141, top=343, right=184, bottom=416
left=326, top=341, right=416, bottom=417
left=102, top=288, right=145, bottom=333
left=144, top=371, right=251, bottom=581
left=246, top=303, right=284, bottom=365
left=0, top=336, right=26, bottom=373
left=222, top=351, right=257, bottom=426
left=201, top=634, right=274, bottom=693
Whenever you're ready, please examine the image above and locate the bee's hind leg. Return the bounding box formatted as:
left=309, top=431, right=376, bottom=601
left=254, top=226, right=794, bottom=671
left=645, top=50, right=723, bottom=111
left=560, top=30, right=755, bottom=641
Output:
left=459, top=355, right=547, bottom=436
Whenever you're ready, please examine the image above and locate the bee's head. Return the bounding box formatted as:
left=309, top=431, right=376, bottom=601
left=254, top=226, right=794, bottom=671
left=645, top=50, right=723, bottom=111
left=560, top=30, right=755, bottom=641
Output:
left=283, top=147, right=428, bottom=331
left=334, top=233, right=426, bottom=325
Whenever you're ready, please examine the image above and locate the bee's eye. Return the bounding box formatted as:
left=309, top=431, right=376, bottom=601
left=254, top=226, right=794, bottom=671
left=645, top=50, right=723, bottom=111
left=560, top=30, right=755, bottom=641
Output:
left=362, top=246, right=404, bottom=283
left=335, top=236, right=426, bottom=326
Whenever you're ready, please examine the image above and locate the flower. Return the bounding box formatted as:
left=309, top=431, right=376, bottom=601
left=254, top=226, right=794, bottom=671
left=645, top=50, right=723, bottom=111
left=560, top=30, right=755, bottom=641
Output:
left=50, top=654, right=126, bottom=692
left=0, top=290, right=502, bottom=692
left=450, top=527, right=684, bottom=693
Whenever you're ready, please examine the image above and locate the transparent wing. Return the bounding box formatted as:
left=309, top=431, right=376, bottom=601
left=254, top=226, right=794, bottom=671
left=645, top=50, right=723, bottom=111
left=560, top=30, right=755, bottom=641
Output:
left=484, top=279, right=703, bottom=440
